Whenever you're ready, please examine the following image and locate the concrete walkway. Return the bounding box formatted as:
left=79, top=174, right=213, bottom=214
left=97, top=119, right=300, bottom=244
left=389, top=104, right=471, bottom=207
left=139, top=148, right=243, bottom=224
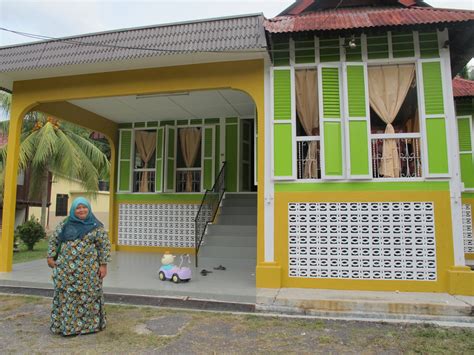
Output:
left=1, top=252, right=473, bottom=325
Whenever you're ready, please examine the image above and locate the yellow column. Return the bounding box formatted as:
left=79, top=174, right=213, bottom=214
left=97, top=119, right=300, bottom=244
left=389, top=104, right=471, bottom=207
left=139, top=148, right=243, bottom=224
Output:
left=106, top=134, right=118, bottom=250
left=0, top=102, right=27, bottom=272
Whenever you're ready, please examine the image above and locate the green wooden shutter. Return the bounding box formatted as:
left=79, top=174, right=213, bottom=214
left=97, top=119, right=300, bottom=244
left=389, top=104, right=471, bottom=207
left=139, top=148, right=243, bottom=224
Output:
left=202, top=126, right=215, bottom=190
left=344, top=63, right=370, bottom=178
left=155, top=127, right=164, bottom=192
left=272, top=68, right=294, bottom=179
left=420, top=60, right=449, bottom=176
left=458, top=116, right=474, bottom=188
left=164, top=126, right=176, bottom=192
left=118, top=130, right=132, bottom=192
left=225, top=118, right=239, bottom=192
left=319, top=65, right=344, bottom=178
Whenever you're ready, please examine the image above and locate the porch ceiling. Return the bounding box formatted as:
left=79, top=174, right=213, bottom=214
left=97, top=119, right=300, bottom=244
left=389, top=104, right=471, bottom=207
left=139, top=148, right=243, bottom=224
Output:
left=68, top=89, right=255, bottom=123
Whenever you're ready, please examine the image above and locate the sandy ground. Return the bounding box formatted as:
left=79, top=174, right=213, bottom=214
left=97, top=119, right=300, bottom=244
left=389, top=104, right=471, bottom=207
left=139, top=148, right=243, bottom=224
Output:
left=0, top=294, right=473, bottom=354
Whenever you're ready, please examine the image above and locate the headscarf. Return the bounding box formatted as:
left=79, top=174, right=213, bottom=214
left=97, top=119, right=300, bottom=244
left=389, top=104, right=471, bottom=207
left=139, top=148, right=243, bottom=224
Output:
left=58, top=197, right=103, bottom=242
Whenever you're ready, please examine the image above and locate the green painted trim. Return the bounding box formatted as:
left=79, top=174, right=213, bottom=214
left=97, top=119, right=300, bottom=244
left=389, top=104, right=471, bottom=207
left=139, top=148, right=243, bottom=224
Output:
left=190, top=119, right=203, bottom=125
left=462, top=192, right=474, bottom=198
left=147, top=121, right=158, bottom=127
left=205, top=118, right=220, bottom=124
left=118, top=123, right=133, bottom=128
left=225, top=123, right=238, bottom=192
left=275, top=181, right=450, bottom=192
left=426, top=118, right=449, bottom=174
left=119, top=130, right=132, bottom=160
left=134, top=122, right=145, bottom=128
left=177, top=120, right=189, bottom=126
left=274, top=123, right=293, bottom=177
left=349, top=121, right=369, bottom=176
left=116, top=193, right=204, bottom=203
left=160, top=120, right=175, bottom=126
left=119, top=161, right=131, bottom=191
left=323, top=121, right=343, bottom=176
left=226, top=117, right=238, bottom=124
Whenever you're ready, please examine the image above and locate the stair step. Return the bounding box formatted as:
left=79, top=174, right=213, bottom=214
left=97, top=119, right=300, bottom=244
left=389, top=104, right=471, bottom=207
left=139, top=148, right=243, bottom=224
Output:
left=217, top=214, right=257, bottom=225
left=221, top=198, right=257, bottom=207
left=198, top=246, right=256, bottom=260
left=204, top=235, right=257, bottom=247
left=219, top=206, right=257, bottom=215
left=224, top=193, right=257, bottom=200
left=206, top=224, right=257, bottom=236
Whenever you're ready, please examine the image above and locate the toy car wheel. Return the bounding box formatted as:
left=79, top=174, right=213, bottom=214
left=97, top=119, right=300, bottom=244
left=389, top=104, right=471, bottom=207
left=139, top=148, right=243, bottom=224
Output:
left=172, top=274, right=180, bottom=283
left=158, top=271, right=166, bottom=281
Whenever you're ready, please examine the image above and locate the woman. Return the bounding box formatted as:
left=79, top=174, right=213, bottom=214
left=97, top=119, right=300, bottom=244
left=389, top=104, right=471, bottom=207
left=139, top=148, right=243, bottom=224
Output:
left=47, top=197, right=111, bottom=336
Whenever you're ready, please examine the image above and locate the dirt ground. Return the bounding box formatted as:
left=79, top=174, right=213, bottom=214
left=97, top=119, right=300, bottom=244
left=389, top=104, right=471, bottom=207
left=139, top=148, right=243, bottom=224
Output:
left=0, top=294, right=473, bottom=354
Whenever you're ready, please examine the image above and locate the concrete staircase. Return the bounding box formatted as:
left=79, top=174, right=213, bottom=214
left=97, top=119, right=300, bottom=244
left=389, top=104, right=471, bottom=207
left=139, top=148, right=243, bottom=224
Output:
left=199, top=193, right=257, bottom=262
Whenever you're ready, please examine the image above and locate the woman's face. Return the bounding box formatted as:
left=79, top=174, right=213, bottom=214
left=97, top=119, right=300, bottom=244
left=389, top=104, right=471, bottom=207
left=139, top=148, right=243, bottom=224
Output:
left=74, top=204, right=89, bottom=220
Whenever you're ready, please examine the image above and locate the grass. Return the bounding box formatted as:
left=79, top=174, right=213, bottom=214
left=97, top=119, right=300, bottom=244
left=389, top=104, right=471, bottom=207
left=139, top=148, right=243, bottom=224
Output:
left=13, top=238, right=48, bottom=264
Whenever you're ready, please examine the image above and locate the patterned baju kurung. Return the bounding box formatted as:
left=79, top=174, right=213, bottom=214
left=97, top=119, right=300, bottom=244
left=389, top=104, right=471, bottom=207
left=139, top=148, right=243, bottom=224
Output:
left=48, top=221, right=111, bottom=336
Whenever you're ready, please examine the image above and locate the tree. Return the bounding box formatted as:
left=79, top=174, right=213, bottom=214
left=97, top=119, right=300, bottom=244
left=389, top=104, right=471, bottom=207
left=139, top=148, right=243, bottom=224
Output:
left=0, top=110, right=109, bottom=228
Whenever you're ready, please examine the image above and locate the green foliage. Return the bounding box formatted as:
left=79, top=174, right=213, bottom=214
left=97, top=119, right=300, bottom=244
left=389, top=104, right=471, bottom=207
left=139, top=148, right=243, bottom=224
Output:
left=15, top=216, right=46, bottom=251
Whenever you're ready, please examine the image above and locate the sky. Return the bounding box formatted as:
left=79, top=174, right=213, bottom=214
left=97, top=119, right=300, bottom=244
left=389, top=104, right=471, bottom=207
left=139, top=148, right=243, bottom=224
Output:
left=0, top=0, right=473, bottom=47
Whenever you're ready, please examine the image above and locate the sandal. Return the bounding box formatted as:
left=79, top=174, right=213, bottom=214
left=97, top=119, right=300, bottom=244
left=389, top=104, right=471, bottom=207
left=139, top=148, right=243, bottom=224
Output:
left=213, top=265, right=226, bottom=270
left=200, top=269, right=213, bottom=276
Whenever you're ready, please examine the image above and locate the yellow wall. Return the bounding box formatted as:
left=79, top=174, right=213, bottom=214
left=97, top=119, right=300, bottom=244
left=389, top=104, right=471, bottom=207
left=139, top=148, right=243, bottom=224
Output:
left=462, top=197, right=474, bottom=262
left=29, top=175, right=110, bottom=232
left=262, top=189, right=457, bottom=293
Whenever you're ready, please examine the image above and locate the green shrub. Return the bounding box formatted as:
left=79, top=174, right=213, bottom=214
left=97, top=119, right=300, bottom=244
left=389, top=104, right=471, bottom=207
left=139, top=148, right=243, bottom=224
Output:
left=15, top=216, right=46, bottom=251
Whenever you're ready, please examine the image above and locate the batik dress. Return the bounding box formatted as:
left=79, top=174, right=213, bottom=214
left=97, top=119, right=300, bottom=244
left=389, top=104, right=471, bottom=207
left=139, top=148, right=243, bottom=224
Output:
left=48, top=221, right=111, bottom=336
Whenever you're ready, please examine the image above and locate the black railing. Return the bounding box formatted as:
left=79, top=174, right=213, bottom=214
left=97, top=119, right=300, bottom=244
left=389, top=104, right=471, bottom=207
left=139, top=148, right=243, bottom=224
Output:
left=194, top=162, right=226, bottom=267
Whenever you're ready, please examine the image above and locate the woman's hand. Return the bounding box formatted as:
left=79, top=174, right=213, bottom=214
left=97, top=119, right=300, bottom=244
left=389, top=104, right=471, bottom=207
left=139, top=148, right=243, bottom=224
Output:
left=47, top=257, right=56, bottom=269
left=98, top=264, right=107, bottom=279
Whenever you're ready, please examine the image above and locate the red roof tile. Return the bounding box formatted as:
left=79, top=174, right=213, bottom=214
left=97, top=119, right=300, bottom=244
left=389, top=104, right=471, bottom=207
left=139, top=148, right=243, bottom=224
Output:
left=453, top=77, right=474, bottom=97
left=265, top=6, right=474, bottom=33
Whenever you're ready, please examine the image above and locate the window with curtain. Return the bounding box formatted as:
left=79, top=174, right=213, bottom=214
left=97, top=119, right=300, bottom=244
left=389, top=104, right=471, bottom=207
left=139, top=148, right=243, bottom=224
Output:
left=368, top=64, right=422, bottom=179
left=295, top=68, right=321, bottom=180
left=133, top=129, right=157, bottom=192
left=176, top=127, right=202, bottom=192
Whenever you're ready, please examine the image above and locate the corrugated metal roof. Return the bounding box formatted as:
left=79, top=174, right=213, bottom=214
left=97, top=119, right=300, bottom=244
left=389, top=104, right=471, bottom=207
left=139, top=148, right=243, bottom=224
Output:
left=265, top=6, right=474, bottom=33
left=453, top=76, right=474, bottom=98
left=0, top=14, right=266, bottom=73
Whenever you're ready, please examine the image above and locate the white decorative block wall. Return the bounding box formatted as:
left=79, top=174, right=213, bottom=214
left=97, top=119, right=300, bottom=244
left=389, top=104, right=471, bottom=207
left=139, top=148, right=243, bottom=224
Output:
left=118, top=203, right=207, bottom=247
left=288, top=202, right=437, bottom=281
left=462, top=204, right=474, bottom=253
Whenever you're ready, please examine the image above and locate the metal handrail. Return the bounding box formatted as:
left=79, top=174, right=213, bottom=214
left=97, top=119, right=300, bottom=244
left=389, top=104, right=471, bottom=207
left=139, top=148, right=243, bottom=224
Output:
left=194, top=161, right=226, bottom=267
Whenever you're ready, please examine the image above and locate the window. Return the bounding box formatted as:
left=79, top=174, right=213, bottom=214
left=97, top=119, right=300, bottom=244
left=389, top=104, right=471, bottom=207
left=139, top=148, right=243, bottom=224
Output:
left=368, top=64, right=422, bottom=178
left=55, top=194, right=68, bottom=216
left=133, top=130, right=157, bottom=192
left=295, top=68, right=321, bottom=180
left=176, top=127, right=202, bottom=192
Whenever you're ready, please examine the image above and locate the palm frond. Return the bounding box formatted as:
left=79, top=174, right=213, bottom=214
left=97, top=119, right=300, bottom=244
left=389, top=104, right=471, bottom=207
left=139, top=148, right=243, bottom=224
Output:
left=30, top=122, right=59, bottom=169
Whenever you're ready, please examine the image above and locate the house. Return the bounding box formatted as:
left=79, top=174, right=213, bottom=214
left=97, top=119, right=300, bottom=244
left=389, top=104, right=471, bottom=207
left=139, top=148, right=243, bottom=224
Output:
left=454, top=76, right=474, bottom=264
left=28, top=175, right=110, bottom=232
left=0, top=1, right=473, bottom=296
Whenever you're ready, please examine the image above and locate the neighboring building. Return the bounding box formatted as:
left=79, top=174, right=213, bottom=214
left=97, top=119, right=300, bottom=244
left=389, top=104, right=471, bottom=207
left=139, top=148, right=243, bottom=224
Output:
left=29, top=176, right=110, bottom=232
left=0, top=133, right=52, bottom=228
left=0, top=0, right=473, bottom=296
left=453, top=76, right=474, bottom=263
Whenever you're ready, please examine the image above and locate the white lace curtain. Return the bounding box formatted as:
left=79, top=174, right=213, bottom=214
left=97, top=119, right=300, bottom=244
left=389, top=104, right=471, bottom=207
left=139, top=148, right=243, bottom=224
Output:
left=368, top=64, right=415, bottom=178
left=295, top=69, right=319, bottom=179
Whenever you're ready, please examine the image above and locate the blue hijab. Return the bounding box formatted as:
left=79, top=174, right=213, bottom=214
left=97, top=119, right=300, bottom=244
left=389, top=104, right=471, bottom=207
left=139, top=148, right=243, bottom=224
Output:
left=58, top=197, right=103, bottom=242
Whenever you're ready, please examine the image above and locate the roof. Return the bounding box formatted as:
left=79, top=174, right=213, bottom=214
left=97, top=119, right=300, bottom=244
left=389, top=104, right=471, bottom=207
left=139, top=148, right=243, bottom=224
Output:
left=0, top=14, right=266, bottom=73
left=265, top=6, right=474, bottom=33
left=453, top=77, right=474, bottom=98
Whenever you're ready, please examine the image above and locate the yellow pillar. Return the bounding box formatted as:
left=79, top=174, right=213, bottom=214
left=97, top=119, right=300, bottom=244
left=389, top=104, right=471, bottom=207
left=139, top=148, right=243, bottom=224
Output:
left=0, top=102, right=29, bottom=272
left=106, top=135, right=118, bottom=249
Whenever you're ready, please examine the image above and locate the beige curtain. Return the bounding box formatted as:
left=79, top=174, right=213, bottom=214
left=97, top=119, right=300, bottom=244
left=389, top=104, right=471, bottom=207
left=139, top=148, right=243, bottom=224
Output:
left=179, top=128, right=201, bottom=192
left=135, top=131, right=157, bottom=192
left=296, top=69, right=319, bottom=179
left=368, top=64, right=415, bottom=177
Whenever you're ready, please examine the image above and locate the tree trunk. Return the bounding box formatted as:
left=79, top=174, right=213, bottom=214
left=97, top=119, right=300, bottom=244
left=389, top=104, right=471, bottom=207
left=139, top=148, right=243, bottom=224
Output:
left=40, top=170, right=48, bottom=229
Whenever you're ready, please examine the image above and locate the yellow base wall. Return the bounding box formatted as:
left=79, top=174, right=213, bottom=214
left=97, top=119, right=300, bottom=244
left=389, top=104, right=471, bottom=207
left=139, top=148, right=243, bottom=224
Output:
left=461, top=197, right=474, bottom=262
left=448, top=267, right=474, bottom=296
left=271, top=190, right=456, bottom=293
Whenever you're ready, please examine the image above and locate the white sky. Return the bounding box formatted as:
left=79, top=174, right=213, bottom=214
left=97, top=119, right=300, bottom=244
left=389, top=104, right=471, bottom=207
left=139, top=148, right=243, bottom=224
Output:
left=0, top=0, right=473, bottom=47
